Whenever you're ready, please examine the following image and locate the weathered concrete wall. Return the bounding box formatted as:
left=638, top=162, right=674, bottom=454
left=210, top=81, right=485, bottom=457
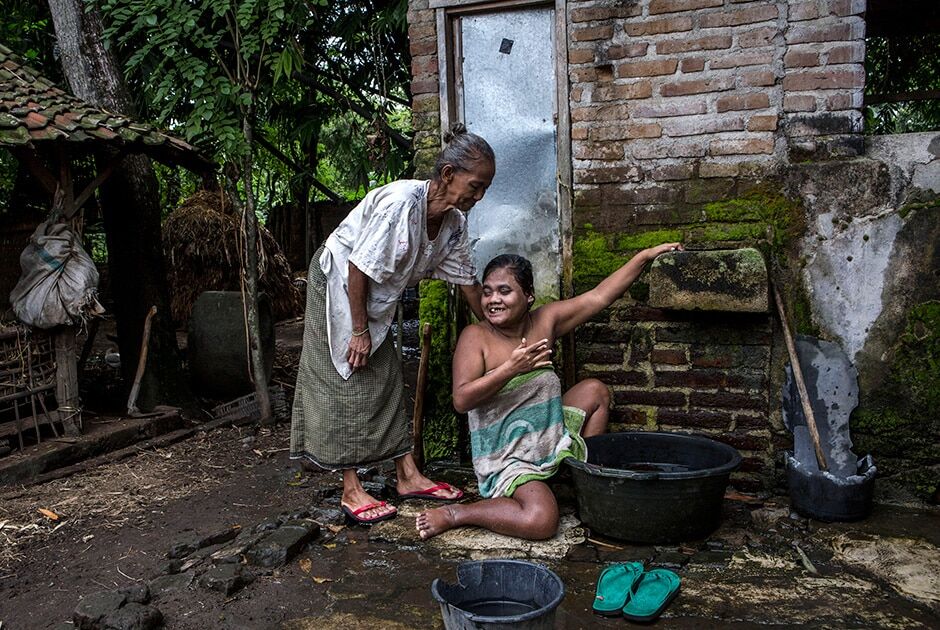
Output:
left=407, top=0, right=939, bottom=496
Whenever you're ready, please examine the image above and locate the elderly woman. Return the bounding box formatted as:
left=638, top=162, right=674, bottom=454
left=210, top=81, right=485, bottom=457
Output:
left=416, top=243, right=681, bottom=540
left=290, top=124, right=494, bottom=525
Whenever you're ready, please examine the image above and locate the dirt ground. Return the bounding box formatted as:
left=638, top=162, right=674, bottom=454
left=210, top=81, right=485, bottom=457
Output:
left=1, top=320, right=938, bottom=629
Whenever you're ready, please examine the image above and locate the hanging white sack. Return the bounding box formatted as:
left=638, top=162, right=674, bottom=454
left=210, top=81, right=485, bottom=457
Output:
left=9, top=221, right=105, bottom=329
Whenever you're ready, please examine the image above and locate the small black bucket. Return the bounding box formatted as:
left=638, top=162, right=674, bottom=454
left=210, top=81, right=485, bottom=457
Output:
left=431, top=560, right=564, bottom=630
left=567, top=432, right=741, bottom=543
left=785, top=452, right=876, bottom=521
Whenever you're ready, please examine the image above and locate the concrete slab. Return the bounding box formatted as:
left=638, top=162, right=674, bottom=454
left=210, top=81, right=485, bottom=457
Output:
left=648, top=248, right=769, bottom=312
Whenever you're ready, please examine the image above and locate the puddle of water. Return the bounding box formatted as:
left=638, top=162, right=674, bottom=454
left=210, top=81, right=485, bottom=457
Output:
left=621, top=461, right=692, bottom=473
left=457, top=599, right=539, bottom=617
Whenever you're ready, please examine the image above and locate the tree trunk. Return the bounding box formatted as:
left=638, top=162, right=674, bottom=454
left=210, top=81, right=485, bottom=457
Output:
left=240, top=105, right=273, bottom=425
left=47, top=0, right=191, bottom=410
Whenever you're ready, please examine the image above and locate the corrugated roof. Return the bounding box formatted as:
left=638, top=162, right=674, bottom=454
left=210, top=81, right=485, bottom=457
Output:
left=0, top=43, right=213, bottom=172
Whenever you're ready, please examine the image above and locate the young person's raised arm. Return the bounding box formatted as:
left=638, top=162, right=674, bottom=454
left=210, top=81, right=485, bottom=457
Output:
left=543, top=242, right=682, bottom=339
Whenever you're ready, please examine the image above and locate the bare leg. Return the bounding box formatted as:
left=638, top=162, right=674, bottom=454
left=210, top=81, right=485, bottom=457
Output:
left=395, top=452, right=462, bottom=499
left=415, top=481, right=559, bottom=540
left=342, top=468, right=396, bottom=520
left=563, top=378, right=611, bottom=438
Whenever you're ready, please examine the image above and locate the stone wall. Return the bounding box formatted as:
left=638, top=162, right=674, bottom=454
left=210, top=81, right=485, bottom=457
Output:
left=406, top=0, right=939, bottom=496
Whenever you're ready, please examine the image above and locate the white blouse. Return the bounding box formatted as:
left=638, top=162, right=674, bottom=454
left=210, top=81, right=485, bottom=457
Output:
left=320, top=179, right=477, bottom=379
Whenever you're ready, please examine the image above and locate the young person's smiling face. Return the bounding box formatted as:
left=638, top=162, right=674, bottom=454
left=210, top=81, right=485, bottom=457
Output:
left=442, top=159, right=495, bottom=212
left=481, top=266, right=533, bottom=327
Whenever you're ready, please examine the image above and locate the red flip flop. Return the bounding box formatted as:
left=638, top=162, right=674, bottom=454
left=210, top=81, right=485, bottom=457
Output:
left=341, top=501, right=397, bottom=525
left=397, top=482, right=464, bottom=502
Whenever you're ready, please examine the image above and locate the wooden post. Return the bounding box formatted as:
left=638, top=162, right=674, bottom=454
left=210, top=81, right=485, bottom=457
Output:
left=412, top=323, right=433, bottom=472
left=54, top=326, right=82, bottom=436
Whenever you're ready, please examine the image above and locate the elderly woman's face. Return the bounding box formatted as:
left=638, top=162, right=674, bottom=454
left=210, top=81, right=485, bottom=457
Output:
left=442, top=160, right=495, bottom=212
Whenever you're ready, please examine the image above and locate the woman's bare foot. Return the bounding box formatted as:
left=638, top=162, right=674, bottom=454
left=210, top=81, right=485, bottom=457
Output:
left=415, top=505, right=458, bottom=539
left=395, top=453, right=463, bottom=500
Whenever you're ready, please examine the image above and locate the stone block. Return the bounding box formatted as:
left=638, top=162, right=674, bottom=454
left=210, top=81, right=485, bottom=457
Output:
left=101, top=603, right=163, bottom=630
left=245, top=520, right=320, bottom=568
left=647, top=248, right=769, bottom=312
left=74, top=591, right=126, bottom=630
left=199, top=563, right=255, bottom=596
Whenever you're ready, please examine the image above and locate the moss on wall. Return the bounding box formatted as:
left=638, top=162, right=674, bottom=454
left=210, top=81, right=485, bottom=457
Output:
left=417, top=279, right=458, bottom=459
left=852, top=301, right=940, bottom=501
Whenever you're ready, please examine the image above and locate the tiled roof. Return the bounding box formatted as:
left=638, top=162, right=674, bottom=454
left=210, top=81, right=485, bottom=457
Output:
left=0, top=43, right=212, bottom=172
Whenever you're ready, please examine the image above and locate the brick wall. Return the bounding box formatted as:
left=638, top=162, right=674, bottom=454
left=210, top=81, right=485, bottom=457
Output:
left=406, top=0, right=870, bottom=490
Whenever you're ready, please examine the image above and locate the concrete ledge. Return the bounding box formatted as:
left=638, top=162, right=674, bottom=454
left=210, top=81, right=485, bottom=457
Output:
left=648, top=248, right=769, bottom=312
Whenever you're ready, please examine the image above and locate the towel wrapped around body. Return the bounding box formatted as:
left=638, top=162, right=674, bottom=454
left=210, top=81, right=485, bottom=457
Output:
left=468, top=368, right=587, bottom=498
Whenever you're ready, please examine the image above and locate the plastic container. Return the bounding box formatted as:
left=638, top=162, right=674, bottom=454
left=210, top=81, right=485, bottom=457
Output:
left=188, top=291, right=275, bottom=399
left=431, top=560, right=564, bottom=630
left=785, top=452, right=876, bottom=521
left=566, top=432, right=741, bottom=543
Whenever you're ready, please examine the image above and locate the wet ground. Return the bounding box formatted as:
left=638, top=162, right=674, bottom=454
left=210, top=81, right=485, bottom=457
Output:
left=0, top=319, right=938, bottom=628
left=0, top=421, right=937, bottom=629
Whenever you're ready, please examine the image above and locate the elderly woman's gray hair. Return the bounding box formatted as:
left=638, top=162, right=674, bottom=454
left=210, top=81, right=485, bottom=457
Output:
left=433, top=122, right=495, bottom=178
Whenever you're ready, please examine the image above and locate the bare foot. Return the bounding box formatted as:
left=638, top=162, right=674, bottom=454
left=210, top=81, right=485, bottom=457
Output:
left=415, top=505, right=458, bottom=539
left=342, top=489, right=396, bottom=522
left=397, top=476, right=463, bottom=500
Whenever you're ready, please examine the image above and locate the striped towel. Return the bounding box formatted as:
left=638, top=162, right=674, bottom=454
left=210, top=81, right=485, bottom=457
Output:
left=469, top=368, right=587, bottom=498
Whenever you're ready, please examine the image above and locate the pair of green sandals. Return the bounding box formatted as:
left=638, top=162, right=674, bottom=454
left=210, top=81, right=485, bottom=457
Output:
left=592, top=562, right=681, bottom=622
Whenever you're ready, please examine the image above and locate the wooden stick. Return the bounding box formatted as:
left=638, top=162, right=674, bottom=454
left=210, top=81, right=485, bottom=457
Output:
left=411, top=322, right=433, bottom=472
left=126, top=306, right=158, bottom=416
left=772, top=285, right=828, bottom=471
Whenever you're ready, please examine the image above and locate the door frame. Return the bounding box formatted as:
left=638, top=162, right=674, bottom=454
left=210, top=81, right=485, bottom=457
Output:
left=433, top=0, right=575, bottom=384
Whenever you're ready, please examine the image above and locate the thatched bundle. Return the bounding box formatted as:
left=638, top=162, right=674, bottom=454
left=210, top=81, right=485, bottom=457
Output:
left=163, top=190, right=303, bottom=325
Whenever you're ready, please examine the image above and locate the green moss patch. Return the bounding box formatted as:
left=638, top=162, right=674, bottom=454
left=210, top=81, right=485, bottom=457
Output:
left=418, top=279, right=458, bottom=459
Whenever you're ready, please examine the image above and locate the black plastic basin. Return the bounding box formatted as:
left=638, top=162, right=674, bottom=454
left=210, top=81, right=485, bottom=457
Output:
left=566, top=432, right=741, bottom=543
left=431, top=560, right=564, bottom=630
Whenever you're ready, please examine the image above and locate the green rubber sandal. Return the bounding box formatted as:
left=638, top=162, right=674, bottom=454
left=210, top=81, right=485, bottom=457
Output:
left=592, top=562, right=643, bottom=617
left=622, top=568, right=681, bottom=622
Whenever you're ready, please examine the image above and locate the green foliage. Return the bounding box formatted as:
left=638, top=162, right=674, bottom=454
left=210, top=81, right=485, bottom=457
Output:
left=2, top=1, right=58, bottom=79
left=94, top=0, right=316, bottom=157
left=865, top=35, right=940, bottom=134
left=418, top=279, right=458, bottom=460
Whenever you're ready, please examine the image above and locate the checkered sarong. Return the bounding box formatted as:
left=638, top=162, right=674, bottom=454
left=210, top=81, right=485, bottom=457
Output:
left=289, top=254, right=411, bottom=470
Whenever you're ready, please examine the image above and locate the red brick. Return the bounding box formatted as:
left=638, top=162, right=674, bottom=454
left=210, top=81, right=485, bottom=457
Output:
left=571, top=103, right=631, bottom=122
left=784, top=50, right=819, bottom=68
left=826, top=92, right=861, bottom=110
left=411, top=78, right=437, bottom=96
left=783, top=94, right=816, bottom=112
left=680, top=58, right=706, bottom=73
left=709, top=137, right=775, bottom=156
left=593, top=81, right=654, bottom=101
left=787, top=22, right=863, bottom=45
left=409, top=22, right=436, bottom=42
left=571, top=126, right=588, bottom=140
left=656, top=35, right=733, bottom=55
left=827, top=43, right=865, bottom=64
left=610, top=407, right=649, bottom=426
left=632, top=101, right=707, bottom=118
left=411, top=55, right=437, bottom=76
left=651, top=163, right=695, bottom=181
left=614, top=389, right=687, bottom=407
left=782, top=68, right=864, bottom=90
left=690, top=391, right=767, bottom=410
left=624, top=16, right=693, bottom=36
left=827, top=0, right=866, bottom=17
left=572, top=86, right=584, bottom=102
left=733, top=413, right=770, bottom=429
left=658, top=408, right=734, bottom=429
left=789, top=1, right=819, bottom=21
left=606, top=43, right=650, bottom=60
left=573, top=142, right=625, bottom=160
left=584, top=370, right=649, bottom=386
left=661, top=77, right=734, bottom=96
left=568, top=48, right=595, bottom=65
left=576, top=165, right=643, bottom=184
left=664, top=115, right=746, bottom=137
left=699, top=162, right=740, bottom=178
left=649, top=0, right=723, bottom=15
left=700, top=4, right=779, bottom=28
left=716, top=92, right=770, bottom=112
left=570, top=4, right=642, bottom=22
left=717, top=433, right=769, bottom=451
left=656, top=369, right=728, bottom=389
left=740, top=70, right=776, bottom=86
left=571, top=25, right=614, bottom=42
left=411, top=95, right=439, bottom=114
left=651, top=348, right=688, bottom=365
left=747, top=114, right=778, bottom=131
left=616, top=59, right=678, bottom=79
left=590, top=123, right=662, bottom=140
left=409, top=38, right=436, bottom=57
left=710, top=52, right=774, bottom=69
left=633, top=141, right=707, bottom=159
left=739, top=26, right=778, bottom=48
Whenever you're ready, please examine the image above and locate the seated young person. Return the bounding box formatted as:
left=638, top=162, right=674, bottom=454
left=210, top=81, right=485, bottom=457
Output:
left=416, top=242, right=682, bottom=540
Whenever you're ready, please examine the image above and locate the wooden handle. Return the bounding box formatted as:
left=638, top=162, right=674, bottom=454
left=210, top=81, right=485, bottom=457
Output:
left=772, top=285, right=828, bottom=471
left=412, top=322, right=433, bottom=471
left=127, top=306, right=158, bottom=415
